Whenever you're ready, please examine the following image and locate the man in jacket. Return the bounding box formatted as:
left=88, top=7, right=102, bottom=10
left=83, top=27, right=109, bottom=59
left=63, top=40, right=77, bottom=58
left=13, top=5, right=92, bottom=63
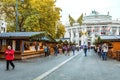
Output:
left=5, top=45, right=15, bottom=70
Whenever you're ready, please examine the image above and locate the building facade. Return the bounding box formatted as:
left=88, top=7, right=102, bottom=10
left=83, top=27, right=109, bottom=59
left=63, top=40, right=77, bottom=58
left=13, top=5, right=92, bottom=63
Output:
left=0, top=20, right=7, bottom=33
left=64, top=11, right=120, bottom=46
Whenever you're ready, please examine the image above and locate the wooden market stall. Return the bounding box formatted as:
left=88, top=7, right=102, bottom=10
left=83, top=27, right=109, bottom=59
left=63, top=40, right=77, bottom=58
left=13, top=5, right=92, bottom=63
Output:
left=100, top=35, right=120, bottom=60
left=0, top=32, right=56, bottom=59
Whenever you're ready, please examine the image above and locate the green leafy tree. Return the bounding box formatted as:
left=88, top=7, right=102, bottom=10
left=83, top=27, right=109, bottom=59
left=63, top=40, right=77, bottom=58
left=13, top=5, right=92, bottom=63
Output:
left=0, top=0, right=34, bottom=32
left=55, top=22, right=66, bottom=38
left=0, top=0, right=63, bottom=38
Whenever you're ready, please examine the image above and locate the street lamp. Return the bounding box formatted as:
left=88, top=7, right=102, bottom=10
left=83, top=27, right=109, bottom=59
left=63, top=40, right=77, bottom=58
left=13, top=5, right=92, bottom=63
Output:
left=16, top=0, right=24, bottom=32
left=16, top=0, right=18, bottom=32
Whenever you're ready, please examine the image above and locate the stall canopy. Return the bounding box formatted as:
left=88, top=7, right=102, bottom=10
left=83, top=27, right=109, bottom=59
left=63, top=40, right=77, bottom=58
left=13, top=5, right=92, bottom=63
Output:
left=0, top=32, right=55, bottom=42
left=100, top=35, right=120, bottom=41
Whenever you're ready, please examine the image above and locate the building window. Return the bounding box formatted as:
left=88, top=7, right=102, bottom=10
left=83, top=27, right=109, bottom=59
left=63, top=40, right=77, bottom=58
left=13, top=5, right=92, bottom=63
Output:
left=2, top=22, right=4, bottom=25
left=69, top=32, right=71, bottom=37
left=79, top=41, right=81, bottom=46
left=4, top=28, right=5, bottom=32
left=119, top=27, right=120, bottom=35
left=88, top=31, right=91, bottom=36
left=79, top=33, right=82, bottom=37
left=0, top=40, right=2, bottom=50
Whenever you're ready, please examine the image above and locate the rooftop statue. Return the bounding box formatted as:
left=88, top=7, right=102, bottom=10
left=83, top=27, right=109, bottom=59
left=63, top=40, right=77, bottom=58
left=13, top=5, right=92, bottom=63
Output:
left=91, top=10, right=99, bottom=15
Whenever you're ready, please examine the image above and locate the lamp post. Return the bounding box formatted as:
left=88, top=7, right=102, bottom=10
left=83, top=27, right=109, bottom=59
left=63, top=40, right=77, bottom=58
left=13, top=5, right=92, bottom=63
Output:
left=16, top=0, right=18, bottom=32
left=16, top=0, right=24, bottom=32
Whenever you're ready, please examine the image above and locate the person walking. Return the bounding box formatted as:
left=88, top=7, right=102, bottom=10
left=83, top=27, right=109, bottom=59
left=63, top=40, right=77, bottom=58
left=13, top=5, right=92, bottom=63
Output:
left=54, top=45, right=58, bottom=56
left=62, top=45, right=65, bottom=54
left=83, top=45, right=88, bottom=56
left=72, top=45, right=76, bottom=55
left=47, top=46, right=50, bottom=56
left=67, top=45, right=71, bottom=56
left=102, top=43, right=108, bottom=60
left=5, top=45, right=15, bottom=71
left=44, top=45, right=48, bottom=57
left=97, top=45, right=102, bottom=58
left=35, top=42, right=39, bottom=52
left=64, top=45, right=67, bottom=56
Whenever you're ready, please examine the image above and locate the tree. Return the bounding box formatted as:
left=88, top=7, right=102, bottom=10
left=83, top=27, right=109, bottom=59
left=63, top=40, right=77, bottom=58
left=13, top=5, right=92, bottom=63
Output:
left=0, top=0, right=35, bottom=32
left=77, top=13, right=83, bottom=26
left=69, top=14, right=75, bottom=26
left=27, top=0, right=62, bottom=38
left=55, top=22, right=66, bottom=38
left=0, top=0, right=63, bottom=38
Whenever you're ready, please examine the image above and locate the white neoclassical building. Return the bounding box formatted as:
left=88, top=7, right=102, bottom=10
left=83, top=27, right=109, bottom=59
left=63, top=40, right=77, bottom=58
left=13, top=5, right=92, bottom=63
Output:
left=64, top=11, right=120, bottom=46
left=0, top=3, right=7, bottom=33
left=0, top=20, right=7, bottom=33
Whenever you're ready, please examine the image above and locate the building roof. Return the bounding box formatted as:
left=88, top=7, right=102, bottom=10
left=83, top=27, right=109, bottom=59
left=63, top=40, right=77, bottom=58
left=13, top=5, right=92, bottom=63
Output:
left=100, top=35, right=120, bottom=41
left=0, top=32, right=41, bottom=37
left=0, top=32, right=55, bottom=42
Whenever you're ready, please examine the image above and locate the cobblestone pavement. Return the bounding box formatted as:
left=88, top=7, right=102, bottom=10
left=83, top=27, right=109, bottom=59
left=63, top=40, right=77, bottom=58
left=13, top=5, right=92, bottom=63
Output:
left=43, top=50, right=120, bottom=80
left=0, top=51, right=79, bottom=80
left=0, top=50, right=120, bottom=80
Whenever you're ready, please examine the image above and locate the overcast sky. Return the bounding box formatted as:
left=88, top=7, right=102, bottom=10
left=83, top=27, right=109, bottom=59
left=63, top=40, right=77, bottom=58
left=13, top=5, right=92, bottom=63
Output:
left=55, top=0, right=120, bottom=24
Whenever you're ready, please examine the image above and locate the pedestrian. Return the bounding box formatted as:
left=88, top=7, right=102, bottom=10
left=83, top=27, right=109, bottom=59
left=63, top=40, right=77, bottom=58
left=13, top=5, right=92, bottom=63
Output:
left=44, top=45, right=48, bottom=57
left=83, top=45, right=88, bottom=56
left=72, top=45, right=75, bottom=55
left=54, top=45, right=58, bottom=56
left=62, top=45, right=65, bottom=54
left=64, top=45, right=67, bottom=56
left=5, top=45, right=15, bottom=71
left=102, top=43, right=108, bottom=60
left=35, top=42, right=39, bottom=52
left=97, top=45, right=102, bottom=58
left=66, top=45, right=70, bottom=56
left=47, top=46, right=50, bottom=56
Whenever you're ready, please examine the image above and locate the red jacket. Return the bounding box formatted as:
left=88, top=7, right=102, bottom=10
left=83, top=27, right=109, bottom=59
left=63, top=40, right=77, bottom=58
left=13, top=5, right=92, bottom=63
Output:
left=5, top=49, right=14, bottom=60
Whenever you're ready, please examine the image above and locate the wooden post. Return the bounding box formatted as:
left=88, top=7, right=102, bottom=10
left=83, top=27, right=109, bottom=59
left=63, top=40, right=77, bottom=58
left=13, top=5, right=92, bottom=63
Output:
left=20, top=40, right=24, bottom=54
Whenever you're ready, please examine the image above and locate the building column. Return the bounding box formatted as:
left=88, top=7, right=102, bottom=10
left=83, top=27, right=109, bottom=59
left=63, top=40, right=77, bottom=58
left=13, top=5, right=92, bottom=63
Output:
left=70, top=29, right=73, bottom=42
left=91, top=26, right=95, bottom=45
left=99, top=26, right=102, bottom=35
left=116, top=27, right=119, bottom=35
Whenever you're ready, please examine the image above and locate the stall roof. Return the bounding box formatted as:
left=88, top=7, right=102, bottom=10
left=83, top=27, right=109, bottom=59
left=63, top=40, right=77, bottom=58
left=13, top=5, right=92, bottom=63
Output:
left=100, top=35, right=120, bottom=41
left=0, top=32, right=42, bottom=37
left=55, top=38, right=70, bottom=42
left=0, top=32, right=55, bottom=42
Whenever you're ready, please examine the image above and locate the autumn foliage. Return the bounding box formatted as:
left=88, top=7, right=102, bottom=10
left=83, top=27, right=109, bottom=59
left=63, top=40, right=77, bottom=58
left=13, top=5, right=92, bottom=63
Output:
left=0, top=0, right=65, bottom=38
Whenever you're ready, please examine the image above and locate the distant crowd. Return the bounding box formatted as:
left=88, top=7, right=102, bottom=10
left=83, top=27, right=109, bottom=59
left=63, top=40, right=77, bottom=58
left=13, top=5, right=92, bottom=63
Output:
left=43, top=44, right=93, bottom=57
